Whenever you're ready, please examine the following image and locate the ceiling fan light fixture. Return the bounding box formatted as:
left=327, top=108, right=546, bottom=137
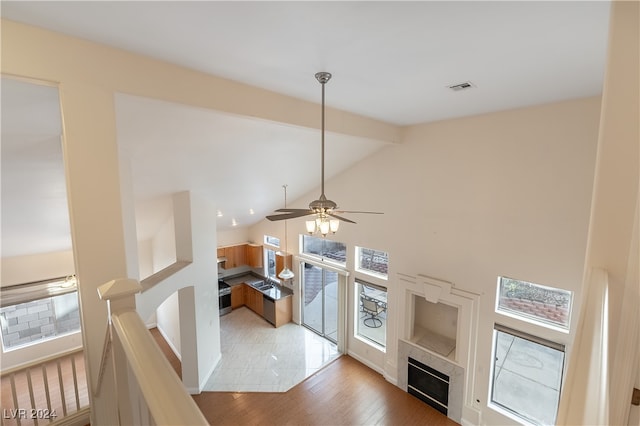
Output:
left=306, top=220, right=316, bottom=234
left=319, top=219, right=330, bottom=236
left=264, top=72, right=382, bottom=232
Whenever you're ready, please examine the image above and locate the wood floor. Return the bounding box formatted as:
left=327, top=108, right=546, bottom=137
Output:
left=151, top=328, right=459, bottom=426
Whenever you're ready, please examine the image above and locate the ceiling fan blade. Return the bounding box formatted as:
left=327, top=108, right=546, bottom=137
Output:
left=274, top=208, right=313, bottom=213
left=334, top=210, right=384, bottom=215
left=266, top=211, right=314, bottom=221
left=327, top=213, right=357, bottom=224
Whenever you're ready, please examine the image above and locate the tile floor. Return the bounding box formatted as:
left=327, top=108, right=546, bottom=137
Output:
left=203, top=306, right=340, bottom=392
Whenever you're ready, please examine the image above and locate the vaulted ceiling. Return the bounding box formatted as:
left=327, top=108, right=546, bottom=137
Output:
left=1, top=1, right=611, bottom=257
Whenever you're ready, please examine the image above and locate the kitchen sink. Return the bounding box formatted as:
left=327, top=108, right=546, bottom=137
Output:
left=257, top=284, right=274, bottom=291
left=250, top=281, right=273, bottom=291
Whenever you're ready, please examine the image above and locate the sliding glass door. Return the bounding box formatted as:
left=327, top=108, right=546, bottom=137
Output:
left=301, top=263, right=339, bottom=343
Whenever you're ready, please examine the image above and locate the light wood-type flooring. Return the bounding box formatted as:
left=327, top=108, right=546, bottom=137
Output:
left=151, top=328, right=459, bottom=426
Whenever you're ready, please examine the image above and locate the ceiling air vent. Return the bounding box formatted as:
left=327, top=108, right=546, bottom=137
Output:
left=447, top=81, right=475, bottom=92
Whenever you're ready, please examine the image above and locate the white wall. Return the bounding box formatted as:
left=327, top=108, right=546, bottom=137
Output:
left=156, top=291, right=181, bottom=360
left=249, top=96, right=601, bottom=425
left=152, top=215, right=177, bottom=272
left=137, top=239, right=153, bottom=280
left=135, top=191, right=220, bottom=394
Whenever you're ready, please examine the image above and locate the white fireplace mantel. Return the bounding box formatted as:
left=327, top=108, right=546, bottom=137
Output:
left=396, top=272, right=481, bottom=423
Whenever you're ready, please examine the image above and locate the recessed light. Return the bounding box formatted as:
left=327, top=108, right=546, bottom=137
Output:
left=217, top=210, right=223, bottom=217
left=231, top=219, right=238, bottom=227
left=249, top=208, right=255, bottom=215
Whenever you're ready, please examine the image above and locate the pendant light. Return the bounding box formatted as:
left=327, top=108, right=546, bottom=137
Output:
left=278, top=184, right=295, bottom=280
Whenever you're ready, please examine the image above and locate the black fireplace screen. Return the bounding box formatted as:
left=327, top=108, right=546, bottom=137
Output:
left=407, top=357, right=449, bottom=415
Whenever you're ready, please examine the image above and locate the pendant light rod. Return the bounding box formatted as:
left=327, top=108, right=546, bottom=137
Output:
left=315, top=72, right=331, bottom=199
left=278, top=184, right=295, bottom=280
left=282, top=184, right=289, bottom=244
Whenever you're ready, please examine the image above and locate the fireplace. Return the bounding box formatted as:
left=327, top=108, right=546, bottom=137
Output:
left=397, top=272, right=480, bottom=424
left=408, top=357, right=450, bottom=415
left=399, top=341, right=463, bottom=421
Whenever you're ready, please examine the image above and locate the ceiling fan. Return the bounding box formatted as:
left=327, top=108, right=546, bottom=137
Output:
left=266, top=72, right=382, bottom=236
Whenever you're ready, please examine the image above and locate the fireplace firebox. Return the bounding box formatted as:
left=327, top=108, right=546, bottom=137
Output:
left=408, top=357, right=450, bottom=415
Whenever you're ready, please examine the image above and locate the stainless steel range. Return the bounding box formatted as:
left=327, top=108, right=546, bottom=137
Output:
left=218, top=280, right=232, bottom=316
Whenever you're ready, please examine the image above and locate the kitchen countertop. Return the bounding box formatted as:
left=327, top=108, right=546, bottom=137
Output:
left=223, top=273, right=263, bottom=286
left=222, top=273, right=293, bottom=301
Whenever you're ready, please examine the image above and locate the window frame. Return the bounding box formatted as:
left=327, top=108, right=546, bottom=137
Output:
left=263, top=237, right=279, bottom=281
left=354, top=278, right=387, bottom=351
left=495, top=276, right=572, bottom=333
left=300, top=235, right=346, bottom=267
left=263, top=234, right=280, bottom=248
left=1, top=283, right=81, bottom=352
left=354, top=246, right=389, bottom=280
left=489, top=323, right=566, bottom=426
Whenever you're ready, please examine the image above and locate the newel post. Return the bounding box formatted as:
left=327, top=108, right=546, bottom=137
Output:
left=97, top=278, right=142, bottom=425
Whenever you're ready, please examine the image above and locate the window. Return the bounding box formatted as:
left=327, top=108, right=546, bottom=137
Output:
left=264, top=235, right=280, bottom=279
left=301, top=235, right=346, bottom=265
left=264, top=235, right=280, bottom=248
left=355, top=279, right=387, bottom=349
left=265, top=248, right=277, bottom=279
left=355, top=246, right=388, bottom=279
left=0, top=277, right=80, bottom=351
left=496, top=277, right=572, bottom=330
left=490, top=324, right=565, bottom=425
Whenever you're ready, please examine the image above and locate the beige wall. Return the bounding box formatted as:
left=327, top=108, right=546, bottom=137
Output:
left=250, top=96, right=601, bottom=424
left=1, top=250, right=75, bottom=287
left=583, top=1, right=639, bottom=423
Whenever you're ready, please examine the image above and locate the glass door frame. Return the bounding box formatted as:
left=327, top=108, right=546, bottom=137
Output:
left=297, top=257, right=348, bottom=354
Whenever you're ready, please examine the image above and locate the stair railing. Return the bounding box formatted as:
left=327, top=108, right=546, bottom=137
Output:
left=95, top=278, right=207, bottom=426
left=0, top=348, right=90, bottom=426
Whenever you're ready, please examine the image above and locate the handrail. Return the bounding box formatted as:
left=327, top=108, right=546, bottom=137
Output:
left=111, top=309, right=208, bottom=425
left=556, top=268, right=609, bottom=425
left=93, top=323, right=112, bottom=397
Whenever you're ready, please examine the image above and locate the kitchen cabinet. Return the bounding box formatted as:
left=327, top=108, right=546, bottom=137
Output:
left=232, top=281, right=291, bottom=327
left=275, top=252, right=293, bottom=277
left=243, top=284, right=264, bottom=317
left=218, top=243, right=263, bottom=269
left=246, top=244, right=263, bottom=268
left=219, top=244, right=247, bottom=269
left=274, top=297, right=292, bottom=328
left=231, top=285, right=244, bottom=309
